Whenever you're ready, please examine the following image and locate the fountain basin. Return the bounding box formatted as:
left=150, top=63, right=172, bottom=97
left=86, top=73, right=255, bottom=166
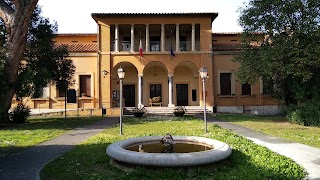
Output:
left=106, top=136, right=232, bottom=167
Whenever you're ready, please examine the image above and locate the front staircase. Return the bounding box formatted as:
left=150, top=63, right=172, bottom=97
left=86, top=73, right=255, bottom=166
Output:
left=124, top=106, right=212, bottom=115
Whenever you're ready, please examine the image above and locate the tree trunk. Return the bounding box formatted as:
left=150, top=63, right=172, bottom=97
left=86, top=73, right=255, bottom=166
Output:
left=0, top=0, right=38, bottom=122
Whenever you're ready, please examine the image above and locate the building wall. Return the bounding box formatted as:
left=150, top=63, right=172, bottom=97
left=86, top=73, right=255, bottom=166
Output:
left=11, top=15, right=279, bottom=114
left=97, top=16, right=213, bottom=109
left=213, top=52, right=278, bottom=111
left=54, top=34, right=97, bottom=44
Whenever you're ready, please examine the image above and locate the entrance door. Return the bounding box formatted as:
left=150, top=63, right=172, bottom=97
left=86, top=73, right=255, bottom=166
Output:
left=176, top=84, right=188, bottom=106
left=123, top=85, right=135, bottom=107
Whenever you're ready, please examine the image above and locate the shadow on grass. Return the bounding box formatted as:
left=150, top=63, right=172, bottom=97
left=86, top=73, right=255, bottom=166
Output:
left=123, top=115, right=197, bottom=125
left=0, top=116, right=107, bottom=131
left=214, top=114, right=288, bottom=123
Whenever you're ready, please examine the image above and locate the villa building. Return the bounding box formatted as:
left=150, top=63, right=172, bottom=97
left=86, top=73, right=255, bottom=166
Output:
left=18, top=12, right=279, bottom=115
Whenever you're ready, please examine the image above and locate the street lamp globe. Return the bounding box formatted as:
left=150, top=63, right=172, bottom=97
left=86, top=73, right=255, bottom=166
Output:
left=117, top=66, right=125, bottom=79
left=199, top=67, right=208, bottom=79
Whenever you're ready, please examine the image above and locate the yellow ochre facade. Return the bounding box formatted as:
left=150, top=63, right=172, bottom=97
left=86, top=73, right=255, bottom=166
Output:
left=19, top=12, right=279, bottom=115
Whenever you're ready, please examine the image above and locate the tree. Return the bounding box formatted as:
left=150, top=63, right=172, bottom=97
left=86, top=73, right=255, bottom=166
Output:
left=0, top=0, right=39, bottom=120
left=0, top=3, right=75, bottom=123
left=235, top=0, right=320, bottom=105
left=15, top=6, right=75, bottom=101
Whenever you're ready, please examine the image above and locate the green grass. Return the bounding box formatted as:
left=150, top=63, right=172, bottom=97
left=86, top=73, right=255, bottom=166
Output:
left=0, top=116, right=103, bottom=157
left=41, top=116, right=306, bottom=180
left=215, top=114, right=320, bottom=149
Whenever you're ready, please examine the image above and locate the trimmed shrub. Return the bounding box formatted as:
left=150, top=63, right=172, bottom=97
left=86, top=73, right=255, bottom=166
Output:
left=285, top=100, right=320, bottom=127
left=9, top=103, right=30, bottom=123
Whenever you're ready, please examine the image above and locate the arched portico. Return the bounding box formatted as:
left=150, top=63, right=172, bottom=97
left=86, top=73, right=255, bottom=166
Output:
left=173, top=61, right=200, bottom=106
left=142, top=61, right=169, bottom=107
left=112, top=62, right=138, bottom=107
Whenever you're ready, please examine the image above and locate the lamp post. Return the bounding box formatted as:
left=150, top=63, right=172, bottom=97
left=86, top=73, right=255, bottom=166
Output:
left=117, top=66, right=125, bottom=135
left=199, top=67, right=208, bottom=133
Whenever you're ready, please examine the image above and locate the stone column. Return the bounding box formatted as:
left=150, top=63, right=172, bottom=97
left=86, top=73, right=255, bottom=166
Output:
left=145, top=24, right=150, bottom=52
left=191, top=23, right=196, bottom=51
left=115, top=24, right=119, bottom=52
left=131, top=24, right=135, bottom=52
left=168, top=74, right=174, bottom=107
left=161, top=24, right=165, bottom=52
left=138, top=74, right=144, bottom=108
left=176, top=24, right=180, bottom=52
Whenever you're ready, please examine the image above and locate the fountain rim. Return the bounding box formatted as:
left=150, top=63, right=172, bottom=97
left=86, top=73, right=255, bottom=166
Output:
left=106, top=136, right=232, bottom=167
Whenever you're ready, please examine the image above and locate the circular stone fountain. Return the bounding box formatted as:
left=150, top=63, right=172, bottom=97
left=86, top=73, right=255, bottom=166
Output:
left=106, top=136, right=232, bottom=167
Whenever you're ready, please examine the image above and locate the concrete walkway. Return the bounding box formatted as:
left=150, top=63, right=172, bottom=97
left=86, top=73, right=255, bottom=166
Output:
left=200, top=115, right=320, bottom=180
left=0, top=117, right=119, bottom=180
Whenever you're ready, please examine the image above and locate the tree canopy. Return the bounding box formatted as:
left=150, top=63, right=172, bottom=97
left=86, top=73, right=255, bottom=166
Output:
left=235, top=0, right=320, bottom=105
left=0, top=1, right=75, bottom=122
left=14, top=6, right=75, bottom=100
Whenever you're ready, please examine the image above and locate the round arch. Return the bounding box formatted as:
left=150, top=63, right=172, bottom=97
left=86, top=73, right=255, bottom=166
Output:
left=173, top=61, right=200, bottom=106
left=174, top=61, right=199, bottom=78
left=111, top=62, right=139, bottom=107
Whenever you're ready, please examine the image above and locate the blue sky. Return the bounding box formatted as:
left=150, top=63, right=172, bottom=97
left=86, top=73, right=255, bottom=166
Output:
left=38, top=0, right=248, bottom=33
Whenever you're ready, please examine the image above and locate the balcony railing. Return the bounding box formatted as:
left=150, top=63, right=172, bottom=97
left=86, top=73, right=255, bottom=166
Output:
left=122, top=41, right=131, bottom=51
left=110, top=41, right=200, bottom=52
left=150, top=41, right=161, bottom=51
left=180, top=41, right=200, bottom=51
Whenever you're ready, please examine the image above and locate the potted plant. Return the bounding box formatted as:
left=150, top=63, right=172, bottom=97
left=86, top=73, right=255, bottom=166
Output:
left=174, top=106, right=185, bottom=116
left=132, top=107, right=146, bottom=117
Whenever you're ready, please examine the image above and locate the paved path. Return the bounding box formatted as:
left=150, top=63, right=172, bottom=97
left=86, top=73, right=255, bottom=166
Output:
left=198, top=115, right=320, bottom=180
left=0, top=117, right=118, bottom=180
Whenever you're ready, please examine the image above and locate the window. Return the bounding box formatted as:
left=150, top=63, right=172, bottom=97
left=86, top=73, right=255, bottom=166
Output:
left=39, top=87, right=49, bottom=98
left=150, top=84, right=161, bottom=98
left=261, top=78, right=271, bottom=95
left=192, top=89, right=197, bottom=101
left=80, top=75, right=91, bottom=97
left=58, top=89, right=66, bottom=97
left=242, top=83, right=251, bottom=95
left=150, top=37, right=160, bottom=51
left=122, top=37, right=131, bottom=51
left=180, top=36, right=187, bottom=51
left=220, top=73, right=232, bottom=95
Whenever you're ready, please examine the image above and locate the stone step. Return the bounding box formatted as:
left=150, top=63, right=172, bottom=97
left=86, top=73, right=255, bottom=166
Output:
left=124, top=106, right=212, bottom=115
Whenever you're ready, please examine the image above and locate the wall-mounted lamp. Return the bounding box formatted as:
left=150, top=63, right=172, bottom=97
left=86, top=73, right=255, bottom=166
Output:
left=102, top=70, right=108, bottom=75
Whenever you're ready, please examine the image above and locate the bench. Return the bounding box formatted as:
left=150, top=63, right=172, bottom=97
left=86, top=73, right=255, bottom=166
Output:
left=149, top=96, right=162, bottom=107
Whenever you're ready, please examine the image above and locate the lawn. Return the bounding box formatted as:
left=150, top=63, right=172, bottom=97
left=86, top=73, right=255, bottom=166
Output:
left=0, top=116, right=104, bottom=157
left=215, top=114, right=320, bottom=149
left=41, top=116, right=306, bottom=180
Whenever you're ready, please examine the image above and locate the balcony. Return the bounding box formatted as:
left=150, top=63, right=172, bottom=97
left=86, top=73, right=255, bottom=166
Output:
left=110, top=41, right=200, bottom=52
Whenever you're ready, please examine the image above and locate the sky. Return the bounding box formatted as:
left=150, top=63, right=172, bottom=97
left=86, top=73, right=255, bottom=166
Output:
left=37, top=0, right=249, bottom=34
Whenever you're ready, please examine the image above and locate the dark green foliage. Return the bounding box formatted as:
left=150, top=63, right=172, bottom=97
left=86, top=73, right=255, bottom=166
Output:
left=14, top=6, right=75, bottom=100
left=9, top=103, right=30, bottom=124
left=235, top=0, right=320, bottom=105
left=285, top=99, right=320, bottom=126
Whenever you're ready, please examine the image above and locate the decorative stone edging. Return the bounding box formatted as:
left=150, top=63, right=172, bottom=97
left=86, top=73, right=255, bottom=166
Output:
left=106, top=136, right=232, bottom=167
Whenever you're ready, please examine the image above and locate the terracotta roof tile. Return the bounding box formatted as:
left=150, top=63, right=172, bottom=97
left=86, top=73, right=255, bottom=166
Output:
left=213, top=43, right=242, bottom=51
left=56, top=43, right=98, bottom=52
